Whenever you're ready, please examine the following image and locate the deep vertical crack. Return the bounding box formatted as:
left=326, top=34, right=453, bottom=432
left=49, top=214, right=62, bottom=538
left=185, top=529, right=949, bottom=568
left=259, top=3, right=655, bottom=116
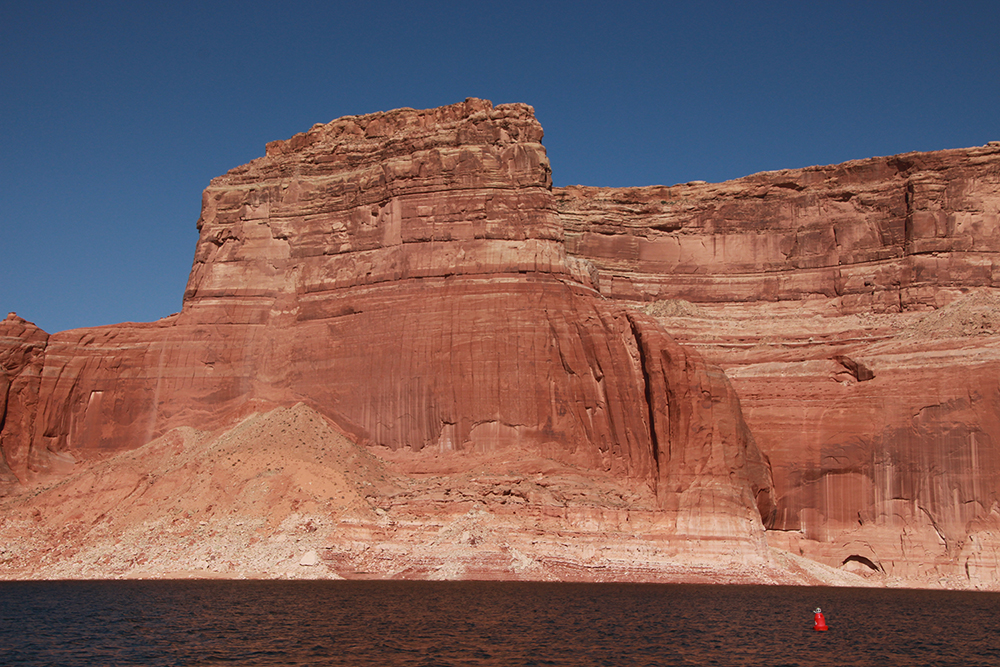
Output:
left=0, top=375, right=10, bottom=443
left=627, top=314, right=660, bottom=477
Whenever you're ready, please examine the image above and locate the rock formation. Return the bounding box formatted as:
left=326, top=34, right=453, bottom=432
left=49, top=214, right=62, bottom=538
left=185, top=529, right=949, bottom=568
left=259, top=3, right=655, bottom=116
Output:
left=0, top=100, right=773, bottom=581
left=0, top=314, right=48, bottom=491
left=3, top=100, right=999, bottom=588
left=556, top=143, right=1000, bottom=587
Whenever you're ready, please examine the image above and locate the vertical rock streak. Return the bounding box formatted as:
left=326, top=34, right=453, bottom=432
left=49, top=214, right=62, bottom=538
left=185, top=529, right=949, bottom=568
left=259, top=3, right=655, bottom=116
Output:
left=627, top=313, right=663, bottom=482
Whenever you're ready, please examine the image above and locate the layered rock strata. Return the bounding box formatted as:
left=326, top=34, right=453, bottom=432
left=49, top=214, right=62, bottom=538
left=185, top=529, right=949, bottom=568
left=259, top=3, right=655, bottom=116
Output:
left=557, top=144, right=1000, bottom=311
left=555, top=144, right=1000, bottom=587
left=6, top=99, right=999, bottom=587
left=0, top=100, right=773, bottom=580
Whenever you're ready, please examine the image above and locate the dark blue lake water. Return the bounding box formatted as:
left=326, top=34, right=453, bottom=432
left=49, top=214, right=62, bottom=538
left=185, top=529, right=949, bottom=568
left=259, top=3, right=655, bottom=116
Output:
left=1, top=580, right=998, bottom=666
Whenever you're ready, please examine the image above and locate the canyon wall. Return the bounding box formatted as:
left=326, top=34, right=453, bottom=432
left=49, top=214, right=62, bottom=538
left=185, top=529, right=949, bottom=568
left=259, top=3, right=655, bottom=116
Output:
left=555, top=144, right=1000, bottom=586
left=5, top=99, right=999, bottom=586
left=557, top=144, right=1000, bottom=310
left=0, top=101, right=772, bottom=577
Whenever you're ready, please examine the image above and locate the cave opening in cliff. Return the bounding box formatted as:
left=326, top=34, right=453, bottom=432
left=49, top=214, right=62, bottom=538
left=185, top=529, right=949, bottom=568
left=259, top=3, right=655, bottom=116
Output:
left=841, top=554, right=882, bottom=572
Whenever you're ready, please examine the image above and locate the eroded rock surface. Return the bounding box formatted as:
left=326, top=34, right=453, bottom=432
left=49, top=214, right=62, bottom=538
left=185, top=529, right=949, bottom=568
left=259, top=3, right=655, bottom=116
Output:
left=6, top=100, right=998, bottom=588
left=0, top=313, right=48, bottom=494
left=555, top=145, right=1000, bottom=587
left=0, top=404, right=842, bottom=585
left=0, top=100, right=772, bottom=581
left=557, top=145, right=1000, bottom=310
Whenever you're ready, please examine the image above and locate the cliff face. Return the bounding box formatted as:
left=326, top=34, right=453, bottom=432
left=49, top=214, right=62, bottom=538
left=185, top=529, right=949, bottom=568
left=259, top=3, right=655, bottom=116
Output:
left=0, top=314, right=48, bottom=493
left=558, top=144, right=1000, bottom=310
left=0, top=100, right=773, bottom=580
left=5, top=100, right=998, bottom=587
left=555, top=144, right=1000, bottom=586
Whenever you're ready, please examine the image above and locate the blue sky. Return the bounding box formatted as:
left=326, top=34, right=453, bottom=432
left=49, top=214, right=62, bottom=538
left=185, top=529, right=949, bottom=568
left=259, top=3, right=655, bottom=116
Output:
left=3, top=1, right=998, bottom=334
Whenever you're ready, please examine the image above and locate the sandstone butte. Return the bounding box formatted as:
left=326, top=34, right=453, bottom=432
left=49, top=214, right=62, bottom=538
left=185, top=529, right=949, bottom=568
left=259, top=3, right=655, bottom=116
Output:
left=2, top=99, right=999, bottom=588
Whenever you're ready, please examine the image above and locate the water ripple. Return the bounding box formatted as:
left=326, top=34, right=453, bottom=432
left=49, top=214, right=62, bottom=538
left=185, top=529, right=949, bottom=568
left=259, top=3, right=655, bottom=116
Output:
left=1, top=581, right=999, bottom=666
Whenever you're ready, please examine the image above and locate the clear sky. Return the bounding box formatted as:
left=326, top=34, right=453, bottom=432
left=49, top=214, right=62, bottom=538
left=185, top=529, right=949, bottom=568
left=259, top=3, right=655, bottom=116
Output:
left=3, top=1, right=999, bottom=334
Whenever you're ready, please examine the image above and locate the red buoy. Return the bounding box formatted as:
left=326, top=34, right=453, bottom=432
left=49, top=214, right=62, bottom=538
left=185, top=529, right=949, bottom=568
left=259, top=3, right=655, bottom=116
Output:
left=813, top=608, right=829, bottom=631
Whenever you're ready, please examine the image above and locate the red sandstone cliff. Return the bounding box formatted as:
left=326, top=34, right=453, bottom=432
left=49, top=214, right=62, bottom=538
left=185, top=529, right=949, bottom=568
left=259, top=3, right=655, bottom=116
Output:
left=555, top=144, right=1000, bottom=586
left=557, top=144, right=1000, bottom=310
left=4, top=100, right=999, bottom=587
left=0, top=100, right=774, bottom=581
left=0, top=314, right=48, bottom=493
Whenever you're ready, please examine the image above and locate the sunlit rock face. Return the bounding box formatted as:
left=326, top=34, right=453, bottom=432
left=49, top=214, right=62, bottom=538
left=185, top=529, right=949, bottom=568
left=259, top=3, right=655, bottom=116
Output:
left=0, top=314, right=48, bottom=494
left=556, top=143, right=1000, bottom=586
left=9, top=98, right=999, bottom=587
left=557, top=145, right=1000, bottom=310
left=0, top=100, right=771, bottom=553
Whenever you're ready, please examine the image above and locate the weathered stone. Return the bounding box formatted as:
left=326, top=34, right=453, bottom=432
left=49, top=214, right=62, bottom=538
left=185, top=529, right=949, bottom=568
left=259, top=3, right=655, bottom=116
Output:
left=7, top=99, right=1000, bottom=587
left=557, top=144, right=1000, bottom=586
left=0, top=100, right=769, bottom=558
left=0, top=313, right=48, bottom=493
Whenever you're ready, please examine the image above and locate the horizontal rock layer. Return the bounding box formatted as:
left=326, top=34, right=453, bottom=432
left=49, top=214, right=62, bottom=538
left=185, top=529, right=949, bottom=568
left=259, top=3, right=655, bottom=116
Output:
left=557, top=144, right=1000, bottom=310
